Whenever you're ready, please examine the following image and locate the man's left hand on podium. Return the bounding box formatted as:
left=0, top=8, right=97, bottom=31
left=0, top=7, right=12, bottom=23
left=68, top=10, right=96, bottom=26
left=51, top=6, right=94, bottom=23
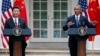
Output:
left=91, top=20, right=98, bottom=26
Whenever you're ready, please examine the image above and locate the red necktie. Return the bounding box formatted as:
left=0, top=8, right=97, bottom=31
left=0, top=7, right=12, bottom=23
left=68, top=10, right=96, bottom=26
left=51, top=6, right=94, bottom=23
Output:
left=15, top=19, right=17, bottom=27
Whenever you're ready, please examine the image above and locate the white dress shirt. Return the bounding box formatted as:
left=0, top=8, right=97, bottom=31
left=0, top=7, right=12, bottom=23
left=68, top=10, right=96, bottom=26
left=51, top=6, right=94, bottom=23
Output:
left=75, top=14, right=80, bottom=21
left=13, top=17, right=19, bottom=26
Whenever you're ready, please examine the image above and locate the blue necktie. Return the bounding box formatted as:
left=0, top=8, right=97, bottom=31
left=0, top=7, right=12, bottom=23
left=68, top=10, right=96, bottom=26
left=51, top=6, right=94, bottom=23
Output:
left=76, top=16, right=79, bottom=27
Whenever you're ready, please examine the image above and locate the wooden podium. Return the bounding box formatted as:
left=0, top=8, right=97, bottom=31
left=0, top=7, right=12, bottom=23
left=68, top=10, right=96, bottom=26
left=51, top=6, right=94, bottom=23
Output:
left=67, top=28, right=95, bottom=56
left=3, top=28, right=31, bottom=56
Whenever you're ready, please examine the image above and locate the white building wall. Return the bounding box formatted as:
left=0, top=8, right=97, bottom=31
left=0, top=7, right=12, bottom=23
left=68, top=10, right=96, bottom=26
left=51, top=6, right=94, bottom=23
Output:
left=25, top=0, right=100, bottom=50
left=70, top=0, right=78, bottom=15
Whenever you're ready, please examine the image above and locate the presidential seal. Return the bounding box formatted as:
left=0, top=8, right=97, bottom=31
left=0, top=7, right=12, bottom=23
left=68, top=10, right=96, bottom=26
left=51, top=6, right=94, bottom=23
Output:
left=78, top=27, right=87, bottom=36
left=13, top=27, right=22, bottom=36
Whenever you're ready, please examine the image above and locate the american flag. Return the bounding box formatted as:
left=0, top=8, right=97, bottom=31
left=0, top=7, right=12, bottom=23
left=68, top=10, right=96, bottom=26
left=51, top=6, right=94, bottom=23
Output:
left=1, top=0, right=12, bottom=48
left=78, top=0, right=87, bottom=11
left=78, top=0, right=88, bottom=17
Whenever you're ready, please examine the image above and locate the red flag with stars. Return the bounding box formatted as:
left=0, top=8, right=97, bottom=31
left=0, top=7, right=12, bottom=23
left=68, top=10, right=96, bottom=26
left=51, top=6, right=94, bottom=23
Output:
left=14, top=0, right=29, bottom=42
left=88, top=0, right=100, bottom=41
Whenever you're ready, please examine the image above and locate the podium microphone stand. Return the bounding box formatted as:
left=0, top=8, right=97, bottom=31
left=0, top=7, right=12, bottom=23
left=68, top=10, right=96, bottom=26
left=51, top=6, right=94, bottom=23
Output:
left=3, top=27, right=31, bottom=56
left=67, top=27, right=95, bottom=56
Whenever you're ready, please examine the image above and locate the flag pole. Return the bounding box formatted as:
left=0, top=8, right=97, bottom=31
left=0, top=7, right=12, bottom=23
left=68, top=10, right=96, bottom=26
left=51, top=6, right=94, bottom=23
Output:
left=92, top=36, right=94, bottom=56
left=5, top=48, right=8, bottom=56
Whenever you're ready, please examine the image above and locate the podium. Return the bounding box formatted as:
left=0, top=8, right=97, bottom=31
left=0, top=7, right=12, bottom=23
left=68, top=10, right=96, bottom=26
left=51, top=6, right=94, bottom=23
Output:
left=3, top=28, right=31, bottom=56
left=67, top=27, right=95, bottom=56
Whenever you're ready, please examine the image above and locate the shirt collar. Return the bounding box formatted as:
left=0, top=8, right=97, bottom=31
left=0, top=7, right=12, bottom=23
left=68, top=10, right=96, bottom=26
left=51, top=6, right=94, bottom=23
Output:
left=12, top=17, right=18, bottom=21
left=75, top=14, right=80, bottom=18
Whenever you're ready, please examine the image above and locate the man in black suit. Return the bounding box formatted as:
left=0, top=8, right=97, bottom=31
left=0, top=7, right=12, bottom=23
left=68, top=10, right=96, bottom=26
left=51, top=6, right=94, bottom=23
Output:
left=63, top=5, right=96, bottom=56
left=4, top=6, right=27, bottom=56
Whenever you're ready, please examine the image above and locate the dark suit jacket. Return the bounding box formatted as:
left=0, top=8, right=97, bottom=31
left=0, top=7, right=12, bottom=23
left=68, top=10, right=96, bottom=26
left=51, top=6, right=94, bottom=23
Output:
left=4, top=18, right=28, bottom=56
left=63, top=15, right=94, bottom=31
left=4, top=18, right=28, bottom=42
left=63, top=15, right=94, bottom=40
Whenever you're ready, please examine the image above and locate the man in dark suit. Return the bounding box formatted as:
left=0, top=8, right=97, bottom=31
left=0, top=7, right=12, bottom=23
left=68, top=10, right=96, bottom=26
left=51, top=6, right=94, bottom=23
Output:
left=63, top=5, right=96, bottom=56
left=4, top=6, right=27, bottom=56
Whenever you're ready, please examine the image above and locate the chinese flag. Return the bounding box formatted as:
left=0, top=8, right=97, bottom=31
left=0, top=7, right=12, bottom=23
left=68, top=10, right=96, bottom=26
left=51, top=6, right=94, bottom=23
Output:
left=88, top=0, right=100, bottom=41
left=14, top=0, right=29, bottom=42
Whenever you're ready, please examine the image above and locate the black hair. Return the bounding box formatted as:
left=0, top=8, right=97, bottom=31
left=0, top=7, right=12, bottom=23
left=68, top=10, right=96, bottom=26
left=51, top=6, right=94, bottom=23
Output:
left=12, top=6, right=20, bottom=11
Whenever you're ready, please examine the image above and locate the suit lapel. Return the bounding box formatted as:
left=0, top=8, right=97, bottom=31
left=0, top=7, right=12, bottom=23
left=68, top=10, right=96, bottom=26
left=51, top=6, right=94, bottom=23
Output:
left=73, top=15, right=76, bottom=22
left=11, top=18, right=15, bottom=24
left=79, top=15, right=82, bottom=22
left=79, top=15, right=84, bottom=27
left=11, top=18, right=21, bottom=27
left=10, top=18, right=15, bottom=27
left=18, top=18, right=23, bottom=28
left=73, top=15, right=77, bottom=27
left=18, top=18, right=21, bottom=26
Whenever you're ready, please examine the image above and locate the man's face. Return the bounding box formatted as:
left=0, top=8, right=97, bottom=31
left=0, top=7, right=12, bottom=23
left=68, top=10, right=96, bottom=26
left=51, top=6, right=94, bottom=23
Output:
left=12, top=8, right=20, bottom=18
left=74, top=6, right=81, bottom=15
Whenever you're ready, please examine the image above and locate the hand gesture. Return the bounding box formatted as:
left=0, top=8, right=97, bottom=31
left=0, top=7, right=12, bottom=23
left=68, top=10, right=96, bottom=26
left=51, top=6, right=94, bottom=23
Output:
left=67, top=21, right=74, bottom=27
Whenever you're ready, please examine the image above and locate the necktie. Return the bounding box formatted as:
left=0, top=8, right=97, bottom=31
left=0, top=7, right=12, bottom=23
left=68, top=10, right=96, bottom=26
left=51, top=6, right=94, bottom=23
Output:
left=15, top=19, right=17, bottom=27
left=76, top=16, right=79, bottom=27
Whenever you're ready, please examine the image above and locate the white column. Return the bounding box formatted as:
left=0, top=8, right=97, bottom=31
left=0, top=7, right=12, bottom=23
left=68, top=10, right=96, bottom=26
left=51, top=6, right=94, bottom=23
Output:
left=71, top=0, right=78, bottom=15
